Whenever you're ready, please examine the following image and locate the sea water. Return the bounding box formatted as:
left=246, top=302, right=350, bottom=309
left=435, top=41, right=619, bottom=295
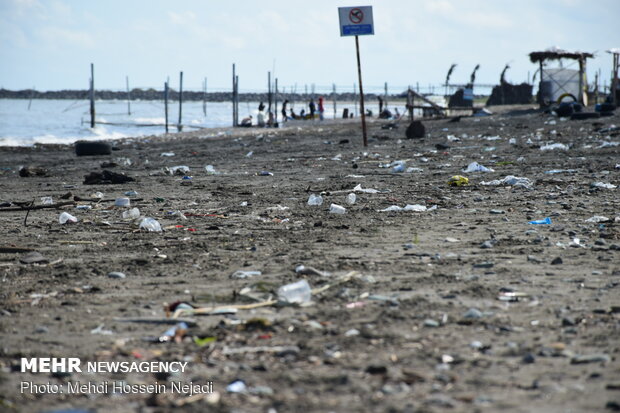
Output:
left=0, top=98, right=365, bottom=147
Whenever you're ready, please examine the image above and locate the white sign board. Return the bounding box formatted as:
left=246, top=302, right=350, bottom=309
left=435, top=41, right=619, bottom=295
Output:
left=338, top=6, right=374, bottom=36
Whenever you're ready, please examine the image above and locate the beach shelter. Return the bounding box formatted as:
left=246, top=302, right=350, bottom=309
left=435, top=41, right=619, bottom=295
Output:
left=529, top=47, right=593, bottom=106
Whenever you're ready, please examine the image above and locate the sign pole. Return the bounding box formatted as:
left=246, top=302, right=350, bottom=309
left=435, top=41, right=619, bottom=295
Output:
left=355, top=35, right=368, bottom=147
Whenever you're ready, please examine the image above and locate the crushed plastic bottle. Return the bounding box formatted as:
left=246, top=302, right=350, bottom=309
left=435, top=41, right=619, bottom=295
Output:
left=346, top=193, right=357, bottom=204
left=205, top=165, right=218, bottom=175
left=278, top=279, right=312, bottom=304
left=139, top=217, right=162, bottom=232
left=529, top=217, right=551, bottom=225
left=114, top=197, right=130, bottom=207
left=40, top=196, right=53, bottom=205
left=122, top=207, right=140, bottom=219
left=329, top=204, right=346, bottom=214
left=59, top=212, right=78, bottom=224
left=307, top=194, right=323, bottom=206
left=463, top=161, right=494, bottom=173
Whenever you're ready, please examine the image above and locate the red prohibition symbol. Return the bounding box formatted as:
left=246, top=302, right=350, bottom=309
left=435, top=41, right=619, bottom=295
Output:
left=349, top=8, right=364, bottom=24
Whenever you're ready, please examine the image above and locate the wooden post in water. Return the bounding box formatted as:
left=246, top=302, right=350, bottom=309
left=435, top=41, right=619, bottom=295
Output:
left=28, top=86, right=34, bottom=110
left=89, top=63, right=95, bottom=128
left=232, top=64, right=237, bottom=127
left=332, top=83, right=337, bottom=119
left=235, top=75, right=239, bottom=126
left=177, top=71, right=183, bottom=132
left=164, top=81, right=169, bottom=134
left=384, top=82, right=388, bottom=110
left=203, top=77, right=207, bottom=116
left=126, top=76, right=131, bottom=115
left=407, top=88, right=414, bottom=121
left=267, top=71, right=272, bottom=125
left=274, top=78, right=279, bottom=125
left=354, top=35, right=368, bottom=147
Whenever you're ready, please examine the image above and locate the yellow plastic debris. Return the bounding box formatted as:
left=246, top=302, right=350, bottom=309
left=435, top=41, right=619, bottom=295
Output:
left=448, top=175, right=469, bottom=187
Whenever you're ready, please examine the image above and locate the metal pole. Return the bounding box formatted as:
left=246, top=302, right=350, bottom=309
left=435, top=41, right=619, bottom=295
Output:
left=275, top=78, right=279, bottom=125
left=164, top=81, right=169, bottom=134
left=332, top=83, right=337, bottom=119
left=355, top=36, right=368, bottom=147
left=89, top=63, right=95, bottom=128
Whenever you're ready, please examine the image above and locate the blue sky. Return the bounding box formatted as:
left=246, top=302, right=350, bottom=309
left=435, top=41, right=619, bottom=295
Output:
left=1, top=0, right=619, bottom=94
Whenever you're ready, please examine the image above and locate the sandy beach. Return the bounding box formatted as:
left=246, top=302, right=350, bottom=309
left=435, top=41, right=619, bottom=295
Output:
left=0, top=105, right=619, bottom=412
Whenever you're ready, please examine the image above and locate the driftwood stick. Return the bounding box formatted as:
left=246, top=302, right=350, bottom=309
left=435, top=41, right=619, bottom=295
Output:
left=0, top=201, right=76, bottom=212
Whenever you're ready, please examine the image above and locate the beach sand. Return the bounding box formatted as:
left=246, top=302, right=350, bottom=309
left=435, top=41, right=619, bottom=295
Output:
left=0, top=106, right=619, bottom=412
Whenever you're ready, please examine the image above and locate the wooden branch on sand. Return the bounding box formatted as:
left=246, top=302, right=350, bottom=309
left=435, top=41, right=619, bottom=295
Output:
left=0, top=201, right=76, bottom=211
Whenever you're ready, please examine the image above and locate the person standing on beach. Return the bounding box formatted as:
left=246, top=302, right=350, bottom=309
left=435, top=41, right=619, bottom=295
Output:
left=318, top=96, right=325, bottom=121
left=281, top=100, right=289, bottom=122
left=309, top=99, right=316, bottom=119
left=378, top=96, right=384, bottom=113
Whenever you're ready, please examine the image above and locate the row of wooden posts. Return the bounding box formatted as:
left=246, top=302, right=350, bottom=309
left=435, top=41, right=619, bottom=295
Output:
left=87, top=62, right=433, bottom=135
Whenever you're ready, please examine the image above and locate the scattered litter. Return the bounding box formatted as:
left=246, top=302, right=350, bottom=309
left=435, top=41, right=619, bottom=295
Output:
left=59, top=212, right=78, bottom=224
left=329, top=204, right=346, bottom=214
left=448, top=175, right=469, bottom=187
left=20, top=251, right=49, bottom=264
left=480, top=175, right=533, bottom=189
left=353, top=184, right=380, bottom=193
left=124, top=190, right=138, bottom=196
left=463, top=162, right=494, bottom=173
left=90, top=324, right=114, bottom=335
left=585, top=216, right=609, bottom=223
left=114, top=197, right=130, bottom=207
left=139, top=217, right=162, bottom=232
left=231, top=270, right=262, bottom=279
left=40, top=196, right=53, bottom=205
left=257, top=171, right=273, bottom=176
left=380, top=204, right=430, bottom=212
left=540, top=143, right=569, bottom=151
left=205, top=165, right=219, bottom=175
left=307, top=194, right=323, bottom=206
left=226, top=380, right=247, bottom=393
left=346, top=193, right=356, bottom=204
left=529, top=217, right=551, bottom=225
left=168, top=165, right=190, bottom=175
left=107, top=271, right=126, bottom=279
left=121, top=208, right=140, bottom=219
left=278, top=279, right=311, bottom=305
left=591, top=182, right=617, bottom=189
left=160, top=152, right=175, bottom=157
left=545, top=169, right=577, bottom=174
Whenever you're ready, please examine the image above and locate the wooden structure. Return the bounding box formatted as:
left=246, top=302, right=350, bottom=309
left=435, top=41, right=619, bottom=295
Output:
left=529, top=48, right=593, bottom=106
left=608, top=48, right=619, bottom=106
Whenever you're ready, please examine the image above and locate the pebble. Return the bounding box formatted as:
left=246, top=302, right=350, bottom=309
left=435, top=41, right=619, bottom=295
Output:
left=481, top=240, right=495, bottom=249
left=551, top=257, right=563, bottom=265
left=107, top=271, right=126, bottom=279
left=522, top=353, right=536, bottom=364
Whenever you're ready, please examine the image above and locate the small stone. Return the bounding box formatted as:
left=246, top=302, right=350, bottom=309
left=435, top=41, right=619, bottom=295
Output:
left=20, top=252, right=49, bottom=264
left=366, top=365, right=388, bottom=375
left=522, top=353, right=536, bottom=364
left=562, top=317, right=577, bottom=326
left=551, top=257, right=563, bottom=265
left=107, top=271, right=126, bottom=279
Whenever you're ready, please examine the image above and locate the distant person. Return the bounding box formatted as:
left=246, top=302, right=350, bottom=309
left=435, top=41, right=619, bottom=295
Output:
left=240, top=115, right=252, bottom=127
left=379, top=108, right=392, bottom=119
left=290, top=108, right=297, bottom=119
left=366, top=109, right=373, bottom=117
left=394, top=107, right=401, bottom=119
left=318, top=96, right=325, bottom=121
left=258, top=102, right=265, bottom=112
left=257, top=111, right=265, bottom=127
left=378, top=96, right=384, bottom=113
left=309, top=99, right=316, bottom=119
left=300, top=109, right=306, bottom=119
left=282, top=100, right=289, bottom=122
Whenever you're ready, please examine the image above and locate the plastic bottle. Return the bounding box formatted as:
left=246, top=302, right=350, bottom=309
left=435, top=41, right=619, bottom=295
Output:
left=59, top=212, right=78, bottom=224
left=122, top=207, right=140, bottom=219
left=329, top=203, right=346, bottom=214
left=346, top=193, right=356, bottom=204
left=307, top=194, right=323, bottom=206
left=139, top=217, right=162, bottom=232
left=278, top=279, right=312, bottom=304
